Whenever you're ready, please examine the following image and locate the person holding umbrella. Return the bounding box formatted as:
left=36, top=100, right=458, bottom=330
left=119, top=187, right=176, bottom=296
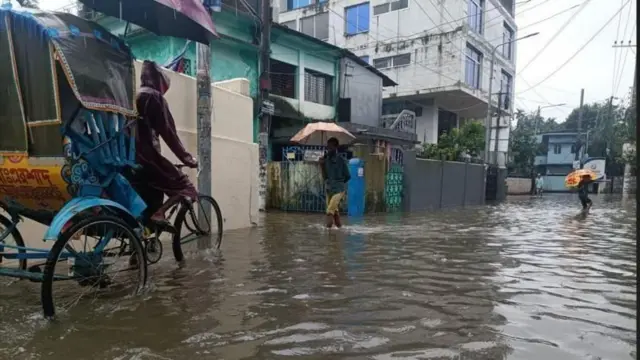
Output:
left=319, top=137, right=351, bottom=228
left=290, top=122, right=356, bottom=228
left=577, top=174, right=593, bottom=212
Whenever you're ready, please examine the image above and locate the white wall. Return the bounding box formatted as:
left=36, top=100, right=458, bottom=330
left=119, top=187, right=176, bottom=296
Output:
left=275, top=0, right=517, bottom=101
left=134, top=61, right=259, bottom=231
left=415, top=104, right=438, bottom=144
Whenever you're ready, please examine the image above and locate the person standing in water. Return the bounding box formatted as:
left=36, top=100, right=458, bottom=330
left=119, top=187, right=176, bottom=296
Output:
left=577, top=174, right=593, bottom=211
left=319, top=137, right=351, bottom=228
left=535, top=174, right=544, bottom=196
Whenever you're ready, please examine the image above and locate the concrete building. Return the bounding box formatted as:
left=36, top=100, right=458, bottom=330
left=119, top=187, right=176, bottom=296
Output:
left=274, top=0, right=517, bottom=166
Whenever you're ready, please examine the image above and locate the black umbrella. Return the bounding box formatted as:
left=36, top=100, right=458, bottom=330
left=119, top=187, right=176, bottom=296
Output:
left=76, top=0, right=218, bottom=44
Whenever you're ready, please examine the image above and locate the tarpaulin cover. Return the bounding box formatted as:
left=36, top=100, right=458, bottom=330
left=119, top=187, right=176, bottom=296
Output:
left=1, top=8, right=136, bottom=116
left=0, top=12, right=28, bottom=153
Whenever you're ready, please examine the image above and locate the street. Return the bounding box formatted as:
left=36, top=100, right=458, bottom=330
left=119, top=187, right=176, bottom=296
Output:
left=0, top=194, right=636, bottom=359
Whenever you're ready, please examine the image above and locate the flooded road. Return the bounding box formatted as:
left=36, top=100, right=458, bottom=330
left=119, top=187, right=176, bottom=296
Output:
left=0, top=194, right=636, bottom=359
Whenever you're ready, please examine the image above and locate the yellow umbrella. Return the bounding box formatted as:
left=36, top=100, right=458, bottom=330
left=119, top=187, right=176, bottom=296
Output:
left=565, top=169, right=597, bottom=189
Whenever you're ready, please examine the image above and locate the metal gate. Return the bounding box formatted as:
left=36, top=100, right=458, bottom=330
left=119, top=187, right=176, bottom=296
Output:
left=279, top=146, right=348, bottom=213
left=384, top=147, right=404, bottom=211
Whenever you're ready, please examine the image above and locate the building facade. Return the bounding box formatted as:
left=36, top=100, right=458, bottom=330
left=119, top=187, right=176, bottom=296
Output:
left=274, top=0, right=517, bottom=166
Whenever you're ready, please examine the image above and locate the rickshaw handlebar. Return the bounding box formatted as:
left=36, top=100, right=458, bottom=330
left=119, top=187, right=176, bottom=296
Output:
left=175, top=163, right=201, bottom=177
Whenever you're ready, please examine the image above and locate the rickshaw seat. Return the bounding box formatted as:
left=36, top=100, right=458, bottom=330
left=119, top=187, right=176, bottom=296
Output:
left=65, top=109, right=137, bottom=180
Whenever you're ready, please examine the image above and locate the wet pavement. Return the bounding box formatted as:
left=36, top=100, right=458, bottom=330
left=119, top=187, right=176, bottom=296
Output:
left=0, top=194, right=636, bottom=359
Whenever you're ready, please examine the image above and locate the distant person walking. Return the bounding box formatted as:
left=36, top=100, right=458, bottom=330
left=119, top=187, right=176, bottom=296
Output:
left=577, top=174, right=593, bottom=212
left=319, top=137, right=351, bottom=228
left=535, top=174, right=544, bottom=196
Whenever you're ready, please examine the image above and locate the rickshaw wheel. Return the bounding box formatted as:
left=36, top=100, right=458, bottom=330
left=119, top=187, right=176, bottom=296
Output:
left=40, top=214, right=147, bottom=319
left=172, top=195, right=223, bottom=263
left=0, top=214, right=26, bottom=271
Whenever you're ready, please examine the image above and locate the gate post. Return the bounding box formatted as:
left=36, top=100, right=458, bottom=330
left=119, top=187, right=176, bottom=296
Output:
left=347, top=158, right=365, bottom=216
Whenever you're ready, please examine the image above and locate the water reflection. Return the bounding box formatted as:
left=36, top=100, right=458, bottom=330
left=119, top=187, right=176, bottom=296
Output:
left=0, top=194, right=634, bottom=359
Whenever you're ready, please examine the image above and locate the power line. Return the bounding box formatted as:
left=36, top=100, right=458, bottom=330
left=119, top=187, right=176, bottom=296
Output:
left=519, top=0, right=593, bottom=74
left=517, top=0, right=631, bottom=95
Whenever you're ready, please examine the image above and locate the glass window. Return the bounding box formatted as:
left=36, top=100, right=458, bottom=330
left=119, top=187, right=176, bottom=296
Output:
left=502, top=23, right=514, bottom=60
left=287, top=0, right=312, bottom=11
left=373, top=54, right=410, bottom=69
left=467, top=0, right=484, bottom=34
left=553, top=144, right=562, bottom=154
left=464, top=44, right=482, bottom=89
left=500, top=70, right=512, bottom=110
left=373, top=56, right=391, bottom=69
left=301, top=13, right=328, bottom=40
left=271, top=60, right=297, bottom=99
left=373, top=3, right=389, bottom=15
left=390, top=0, right=408, bottom=11
left=393, top=53, right=411, bottom=67
left=360, top=55, right=370, bottom=63
left=304, top=70, right=333, bottom=105
left=345, top=3, right=370, bottom=35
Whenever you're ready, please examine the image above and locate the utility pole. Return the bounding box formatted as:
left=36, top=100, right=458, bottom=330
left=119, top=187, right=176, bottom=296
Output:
left=493, top=92, right=504, bottom=165
left=574, top=88, right=584, bottom=163
left=196, top=8, right=213, bottom=250
left=613, top=43, right=636, bottom=195
left=257, top=0, right=273, bottom=211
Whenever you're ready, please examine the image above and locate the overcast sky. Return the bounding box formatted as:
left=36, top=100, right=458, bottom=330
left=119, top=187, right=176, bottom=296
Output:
left=23, top=0, right=639, bottom=122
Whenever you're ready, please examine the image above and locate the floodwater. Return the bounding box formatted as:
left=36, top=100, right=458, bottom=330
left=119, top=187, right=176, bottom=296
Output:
left=0, top=194, right=636, bottom=360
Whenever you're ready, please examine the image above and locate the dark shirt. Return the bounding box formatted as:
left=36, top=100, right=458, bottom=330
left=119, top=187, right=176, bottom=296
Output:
left=323, top=153, right=351, bottom=195
left=577, top=179, right=591, bottom=196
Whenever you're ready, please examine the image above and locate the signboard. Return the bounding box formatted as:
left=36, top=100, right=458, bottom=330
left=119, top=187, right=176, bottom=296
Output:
left=303, top=149, right=324, bottom=162
left=261, top=100, right=275, bottom=116
left=583, top=158, right=606, bottom=180
left=0, top=156, right=70, bottom=212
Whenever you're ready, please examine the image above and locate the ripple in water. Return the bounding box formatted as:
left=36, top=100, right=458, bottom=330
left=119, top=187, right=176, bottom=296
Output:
left=0, top=194, right=634, bottom=359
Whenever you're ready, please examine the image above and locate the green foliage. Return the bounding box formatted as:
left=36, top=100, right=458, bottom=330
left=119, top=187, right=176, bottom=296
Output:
left=509, top=98, right=635, bottom=176
left=419, top=121, right=485, bottom=161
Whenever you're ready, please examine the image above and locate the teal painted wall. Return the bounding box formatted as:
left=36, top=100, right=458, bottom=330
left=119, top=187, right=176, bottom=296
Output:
left=98, top=14, right=260, bottom=142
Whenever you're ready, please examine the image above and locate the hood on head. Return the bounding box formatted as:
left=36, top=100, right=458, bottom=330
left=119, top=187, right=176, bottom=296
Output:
left=140, top=60, right=170, bottom=94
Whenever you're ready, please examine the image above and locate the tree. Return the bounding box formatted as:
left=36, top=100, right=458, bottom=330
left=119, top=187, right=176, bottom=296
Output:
left=419, top=121, right=485, bottom=161
left=15, top=0, right=39, bottom=8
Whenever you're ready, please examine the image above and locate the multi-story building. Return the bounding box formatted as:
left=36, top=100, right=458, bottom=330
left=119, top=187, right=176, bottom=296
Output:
left=274, top=0, right=517, bottom=165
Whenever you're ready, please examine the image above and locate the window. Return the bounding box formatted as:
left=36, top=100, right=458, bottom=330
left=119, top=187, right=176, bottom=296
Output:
left=464, top=44, right=482, bottom=89
left=500, top=70, right=512, bottom=110
left=271, top=60, right=297, bottom=99
left=345, top=3, right=369, bottom=35
left=468, top=0, right=484, bottom=33
left=360, top=55, right=370, bottom=63
left=304, top=70, right=333, bottom=105
left=301, top=12, right=329, bottom=40
left=373, top=53, right=411, bottom=69
left=553, top=144, right=562, bottom=154
left=570, top=144, right=576, bottom=154
left=502, top=22, right=514, bottom=60
left=373, top=0, right=408, bottom=15
left=281, top=20, right=296, bottom=30
left=286, top=0, right=327, bottom=11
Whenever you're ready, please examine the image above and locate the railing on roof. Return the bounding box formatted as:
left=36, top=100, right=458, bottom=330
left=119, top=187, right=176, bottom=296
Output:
left=379, top=110, right=416, bottom=134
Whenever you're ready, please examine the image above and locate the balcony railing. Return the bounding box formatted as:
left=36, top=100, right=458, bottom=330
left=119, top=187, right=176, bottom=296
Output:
left=380, top=110, right=417, bottom=134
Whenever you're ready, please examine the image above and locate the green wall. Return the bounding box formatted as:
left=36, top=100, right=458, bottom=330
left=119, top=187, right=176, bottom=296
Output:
left=99, top=13, right=260, bottom=142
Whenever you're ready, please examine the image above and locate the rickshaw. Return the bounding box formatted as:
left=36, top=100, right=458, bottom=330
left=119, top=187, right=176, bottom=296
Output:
left=0, top=7, right=222, bottom=318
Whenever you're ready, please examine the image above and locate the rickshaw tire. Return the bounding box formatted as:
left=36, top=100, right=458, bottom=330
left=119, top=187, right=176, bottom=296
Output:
left=172, top=195, right=223, bottom=262
left=0, top=214, right=26, bottom=271
left=40, top=214, right=148, bottom=319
